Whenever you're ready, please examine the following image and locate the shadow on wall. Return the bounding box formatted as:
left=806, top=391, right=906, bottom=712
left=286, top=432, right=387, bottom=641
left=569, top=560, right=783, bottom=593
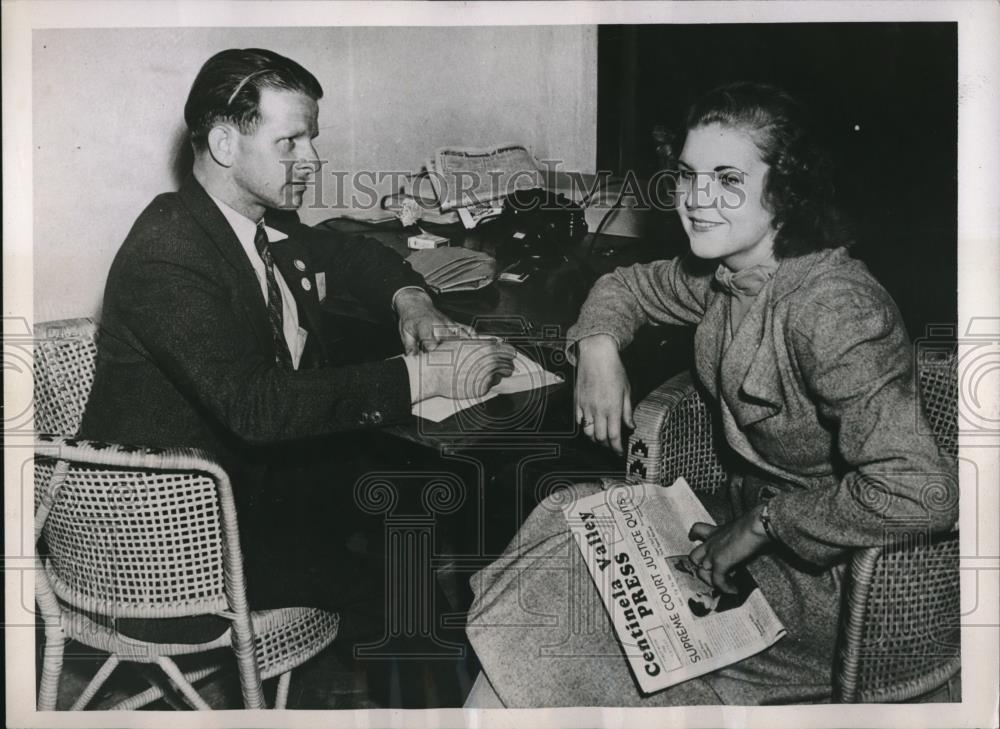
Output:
left=170, top=126, right=194, bottom=187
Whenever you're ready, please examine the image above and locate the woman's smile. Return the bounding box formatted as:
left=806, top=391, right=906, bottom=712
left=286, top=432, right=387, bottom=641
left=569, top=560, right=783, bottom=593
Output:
left=688, top=216, right=725, bottom=233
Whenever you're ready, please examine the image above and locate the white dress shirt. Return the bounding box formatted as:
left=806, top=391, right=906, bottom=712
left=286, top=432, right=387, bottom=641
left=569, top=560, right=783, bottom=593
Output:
left=209, top=194, right=439, bottom=398
left=208, top=194, right=307, bottom=369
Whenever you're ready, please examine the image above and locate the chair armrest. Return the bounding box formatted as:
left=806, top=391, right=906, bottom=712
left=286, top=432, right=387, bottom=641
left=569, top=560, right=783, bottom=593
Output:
left=34, top=318, right=97, bottom=340
left=625, top=371, right=728, bottom=493
left=34, top=433, right=228, bottom=479
left=34, top=434, right=236, bottom=527
left=836, top=531, right=961, bottom=702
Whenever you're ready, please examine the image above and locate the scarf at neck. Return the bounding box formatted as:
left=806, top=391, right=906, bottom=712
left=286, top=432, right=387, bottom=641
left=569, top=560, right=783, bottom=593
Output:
left=714, top=260, right=780, bottom=333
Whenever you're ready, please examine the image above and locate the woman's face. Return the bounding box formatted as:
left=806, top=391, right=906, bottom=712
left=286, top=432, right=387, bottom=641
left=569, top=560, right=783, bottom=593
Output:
left=676, top=123, right=777, bottom=271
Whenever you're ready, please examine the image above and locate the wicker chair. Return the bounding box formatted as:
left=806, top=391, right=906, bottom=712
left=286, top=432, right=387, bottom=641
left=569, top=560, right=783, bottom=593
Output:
left=33, top=318, right=340, bottom=710
left=624, top=356, right=960, bottom=704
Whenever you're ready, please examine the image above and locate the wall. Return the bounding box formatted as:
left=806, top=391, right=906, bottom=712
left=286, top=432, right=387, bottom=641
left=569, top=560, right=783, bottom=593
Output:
left=32, top=26, right=597, bottom=320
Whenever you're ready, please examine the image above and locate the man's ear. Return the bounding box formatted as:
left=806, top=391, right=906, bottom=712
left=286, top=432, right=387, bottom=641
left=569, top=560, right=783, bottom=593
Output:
left=206, top=124, right=237, bottom=168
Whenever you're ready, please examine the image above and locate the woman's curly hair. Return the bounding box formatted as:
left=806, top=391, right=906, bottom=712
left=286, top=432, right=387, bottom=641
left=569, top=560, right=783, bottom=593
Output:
left=679, top=81, right=853, bottom=258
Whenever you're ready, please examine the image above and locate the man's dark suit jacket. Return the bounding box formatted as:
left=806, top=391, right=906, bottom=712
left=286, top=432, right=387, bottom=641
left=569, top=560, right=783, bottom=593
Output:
left=80, top=175, right=428, bottom=616
left=82, top=174, right=424, bottom=454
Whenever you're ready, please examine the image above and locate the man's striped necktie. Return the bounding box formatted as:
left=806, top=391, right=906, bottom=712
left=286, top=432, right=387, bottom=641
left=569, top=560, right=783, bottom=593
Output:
left=254, top=220, right=294, bottom=369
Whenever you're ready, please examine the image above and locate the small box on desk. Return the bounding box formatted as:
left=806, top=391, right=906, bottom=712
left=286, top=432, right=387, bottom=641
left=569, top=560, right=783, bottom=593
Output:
left=407, top=231, right=450, bottom=250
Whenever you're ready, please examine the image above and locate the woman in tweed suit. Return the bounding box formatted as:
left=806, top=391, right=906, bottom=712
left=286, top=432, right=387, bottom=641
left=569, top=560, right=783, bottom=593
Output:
left=463, top=82, right=957, bottom=707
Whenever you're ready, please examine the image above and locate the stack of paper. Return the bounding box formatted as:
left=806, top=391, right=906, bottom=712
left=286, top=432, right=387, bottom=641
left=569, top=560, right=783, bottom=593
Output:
left=413, top=350, right=562, bottom=422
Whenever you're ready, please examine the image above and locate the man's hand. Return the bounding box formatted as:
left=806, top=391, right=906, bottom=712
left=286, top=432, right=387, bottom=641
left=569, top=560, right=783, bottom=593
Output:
left=687, top=505, right=771, bottom=594
left=394, top=288, right=475, bottom=354
left=410, top=337, right=517, bottom=403
left=574, top=334, right=635, bottom=455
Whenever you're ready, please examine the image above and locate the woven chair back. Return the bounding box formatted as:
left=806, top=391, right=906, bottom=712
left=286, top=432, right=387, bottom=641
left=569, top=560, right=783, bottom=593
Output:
left=917, top=352, right=958, bottom=456
left=657, top=380, right=730, bottom=493
left=847, top=351, right=960, bottom=701
left=33, top=319, right=98, bottom=436
left=33, top=318, right=232, bottom=617
left=35, top=452, right=231, bottom=618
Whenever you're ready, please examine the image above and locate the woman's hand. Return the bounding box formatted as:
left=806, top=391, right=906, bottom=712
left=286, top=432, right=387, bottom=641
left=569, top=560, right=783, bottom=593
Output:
left=687, top=505, right=771, bottom=594
left=574, top=334, right=635, bottom=455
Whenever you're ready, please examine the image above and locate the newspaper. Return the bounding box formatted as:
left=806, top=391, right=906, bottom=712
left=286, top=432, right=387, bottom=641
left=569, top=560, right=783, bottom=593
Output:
left=565, top=478, right=786, bottom=695
left=430, top=143, right=543, bottom=211
left=456, top=199, right=505, bottom=230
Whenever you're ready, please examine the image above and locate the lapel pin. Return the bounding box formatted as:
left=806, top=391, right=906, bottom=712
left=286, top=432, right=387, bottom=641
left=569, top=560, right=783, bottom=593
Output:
left=301, top=277, right=312, bottom=292
left=294, top=259, right=306, bottom=271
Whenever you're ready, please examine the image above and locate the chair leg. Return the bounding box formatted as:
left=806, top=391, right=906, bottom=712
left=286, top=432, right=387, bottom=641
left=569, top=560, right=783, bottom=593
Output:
left=156, top=657, right=212, bottom=710
left=35, top=558, right=68, bottom=711
left=113, top=664, right=224, bottom=711
left=70, top=654, right=119, bottom=710
left=230, top=622, right=266, bottom=709
left=275, top=671, right=291, bottom=710
left=36, top=625, right=66, bottom=710
left=134, top=664, right=191, bottom=711
left=112, top=678, right=177, bottom=712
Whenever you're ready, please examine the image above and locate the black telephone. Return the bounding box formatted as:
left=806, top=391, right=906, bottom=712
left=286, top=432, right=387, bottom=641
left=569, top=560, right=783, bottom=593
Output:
left=496, top=188, right=588, bottom=264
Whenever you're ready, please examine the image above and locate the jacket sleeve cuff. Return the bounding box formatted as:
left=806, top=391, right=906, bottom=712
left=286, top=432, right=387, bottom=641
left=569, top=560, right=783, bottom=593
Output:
left=391, top=286, right=432, bottom=313
left=764, top=492, right=851, bottom=567
left=342, top=357, right=414, bottom=429
left=564, top=330, right=625, bottom=365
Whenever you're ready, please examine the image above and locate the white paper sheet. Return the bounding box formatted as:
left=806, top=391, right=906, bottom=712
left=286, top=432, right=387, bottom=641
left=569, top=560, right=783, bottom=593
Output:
left=412, top=350, right=562, bottom=422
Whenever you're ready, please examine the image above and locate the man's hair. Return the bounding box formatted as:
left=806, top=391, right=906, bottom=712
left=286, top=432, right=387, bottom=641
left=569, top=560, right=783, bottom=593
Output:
left=184, top=48, right=323, bottom=151
left=679, top=81, right=853, bottom=258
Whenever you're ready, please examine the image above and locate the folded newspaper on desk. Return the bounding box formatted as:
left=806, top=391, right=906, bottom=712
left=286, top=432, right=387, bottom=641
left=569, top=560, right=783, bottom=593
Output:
left=565, top=478, right=786, bottom=695
left=413, top=350, right=562, bottom=422
left=429, top=143, right=543, bottom=212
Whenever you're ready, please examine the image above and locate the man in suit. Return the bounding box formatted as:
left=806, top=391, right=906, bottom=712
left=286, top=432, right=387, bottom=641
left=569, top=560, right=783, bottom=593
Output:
left=80, top=48, right=514, bottom=637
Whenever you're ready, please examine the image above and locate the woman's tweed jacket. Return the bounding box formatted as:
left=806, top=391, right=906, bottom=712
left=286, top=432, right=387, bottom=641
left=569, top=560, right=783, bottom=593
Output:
left=466, top=246, right=956, bottom=706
